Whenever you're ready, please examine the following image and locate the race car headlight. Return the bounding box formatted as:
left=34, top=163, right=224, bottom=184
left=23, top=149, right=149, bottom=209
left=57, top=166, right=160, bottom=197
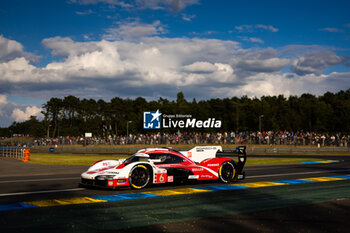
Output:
left=96, top=175, right=115, bottom=180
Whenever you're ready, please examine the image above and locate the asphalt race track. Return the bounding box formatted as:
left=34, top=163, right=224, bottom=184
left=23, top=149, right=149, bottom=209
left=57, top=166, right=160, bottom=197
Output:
left=1, top=155, right=350, bottom=233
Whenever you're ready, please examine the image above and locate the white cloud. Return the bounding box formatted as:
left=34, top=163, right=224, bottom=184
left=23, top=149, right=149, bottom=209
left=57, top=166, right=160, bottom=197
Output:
left=75, top=9, right=95, bottom=15
left=103, top=21, right=166, bottom=41
left=235, top=25, right=254, bottom=32
left=248, top=37, right=264, bottom=44
left=69, top=0, right=133, bottom=8
left=1, top=36, right=240, bottom=100
left=182, top=14, right=196, bottom=21
left=70, top=0, right=198, bottom=11
left=237, top=58, right=290, bottom=73
left=320, top=27, right=343, bottom=33
left=134, top=0, right=199, bottom=12
left=0, top=94, right=8, bottom=115
left=181, top=62, right=236, bottom=85
left=183, top=61, right=218, bottom=73
left=11, top=106, right=43, bottom=122
left=255, top=24, right=278, bottom=32
left=235, top=24, right=279, bottom=33
left=42, top=36, right=100, bottom=57
left=0, top=35, right=39, bottom=63
left=0, top=34, right=349, bottom=119
left=0, top=35, right=23, bottom=62
left=215, top=72, right=350, bottom=98
left=290, top=51, right=343, bottom=75
left=239, top=36, right=264, bottom=44
left=0, top=94, right=43, bottom=126
left=0, top=57, right=38, bottom=83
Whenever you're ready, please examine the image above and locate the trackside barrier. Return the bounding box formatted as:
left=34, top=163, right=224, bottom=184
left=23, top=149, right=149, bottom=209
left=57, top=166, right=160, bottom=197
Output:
left=0, top=148, right=30, bottom=162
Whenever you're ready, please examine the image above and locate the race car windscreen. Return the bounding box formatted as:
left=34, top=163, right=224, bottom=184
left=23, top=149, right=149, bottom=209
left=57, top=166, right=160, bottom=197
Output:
left=123, top=154, right=149, bottom=164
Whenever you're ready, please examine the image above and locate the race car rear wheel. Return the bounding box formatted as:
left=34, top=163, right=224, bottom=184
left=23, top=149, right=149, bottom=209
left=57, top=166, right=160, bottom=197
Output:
left=129, top=164, right=150, bottom=189
left=218, top=161, right=236, bottom=183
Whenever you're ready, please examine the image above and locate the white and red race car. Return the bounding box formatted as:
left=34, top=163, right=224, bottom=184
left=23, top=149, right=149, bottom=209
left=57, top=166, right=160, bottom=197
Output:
left=80, top=146, right=246, bottom=189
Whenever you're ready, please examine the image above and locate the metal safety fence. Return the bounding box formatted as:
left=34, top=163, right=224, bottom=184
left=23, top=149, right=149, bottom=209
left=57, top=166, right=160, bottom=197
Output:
left=0, top=148, right=30, bottom=161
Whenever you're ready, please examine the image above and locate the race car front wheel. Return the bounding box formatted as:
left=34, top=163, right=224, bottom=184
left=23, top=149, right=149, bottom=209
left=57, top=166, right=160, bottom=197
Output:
left=129, top=165, right=150, bottom=189
left=218, top=161, right=236, bottom=183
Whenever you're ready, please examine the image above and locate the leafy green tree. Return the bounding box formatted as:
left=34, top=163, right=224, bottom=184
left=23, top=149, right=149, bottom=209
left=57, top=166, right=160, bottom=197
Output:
left=4, top=89, right=350, bottom=138
left=42, top=97, right=63, bottom=137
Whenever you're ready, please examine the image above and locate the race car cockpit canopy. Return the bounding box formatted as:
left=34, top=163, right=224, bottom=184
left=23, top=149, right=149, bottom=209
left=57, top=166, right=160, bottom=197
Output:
left=123, top=152, right=149, bottom=164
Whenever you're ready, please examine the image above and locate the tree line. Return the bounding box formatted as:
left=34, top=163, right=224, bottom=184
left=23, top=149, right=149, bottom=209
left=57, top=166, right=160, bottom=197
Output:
left=1, top=89, right=350, bottom=137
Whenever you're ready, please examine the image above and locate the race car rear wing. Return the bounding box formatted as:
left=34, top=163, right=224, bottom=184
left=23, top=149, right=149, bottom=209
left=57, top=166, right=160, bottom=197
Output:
left=216, top=146, right=246, bottom=175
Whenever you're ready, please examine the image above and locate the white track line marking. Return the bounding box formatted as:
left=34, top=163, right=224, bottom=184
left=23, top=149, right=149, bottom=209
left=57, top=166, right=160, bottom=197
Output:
left=0, top=188, right=85, bottom=197
left=0, top=177, right=79, bottom=184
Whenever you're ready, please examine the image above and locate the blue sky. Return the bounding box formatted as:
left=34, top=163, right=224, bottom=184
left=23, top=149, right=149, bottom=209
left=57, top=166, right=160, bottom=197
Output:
left=2, top=1, right=350, bottom=55
left=0, top=0, right=350, bottom=126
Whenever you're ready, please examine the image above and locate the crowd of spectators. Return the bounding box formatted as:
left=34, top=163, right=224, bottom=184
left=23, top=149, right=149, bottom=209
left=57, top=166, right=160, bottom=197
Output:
left=21, top=131, right=350, bottom=147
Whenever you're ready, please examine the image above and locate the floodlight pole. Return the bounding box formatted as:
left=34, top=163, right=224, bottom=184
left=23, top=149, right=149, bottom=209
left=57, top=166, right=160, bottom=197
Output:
left=47, top=124, right=51, bottom=138
left=126, top=121, right=132, bottom=144
left=259, top=115, right=264, bottom=133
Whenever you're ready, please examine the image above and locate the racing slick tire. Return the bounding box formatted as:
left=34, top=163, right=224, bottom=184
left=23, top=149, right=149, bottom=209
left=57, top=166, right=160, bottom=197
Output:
left=218, top=161, right=236, bottom=183
left=129, top=164, right=150, bottom=189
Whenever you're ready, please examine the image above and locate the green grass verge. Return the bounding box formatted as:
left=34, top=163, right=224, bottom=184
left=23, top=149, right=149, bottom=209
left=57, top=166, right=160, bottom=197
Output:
left=28, top=153, right=325, bottom=166
left=29, top=153, right=129, bottom=166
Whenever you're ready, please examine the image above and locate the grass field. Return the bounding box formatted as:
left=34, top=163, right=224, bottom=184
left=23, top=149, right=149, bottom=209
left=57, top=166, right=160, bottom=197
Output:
left=28, top=153, right=324, bottom=166
left=29, top=153, right=127, bottom=166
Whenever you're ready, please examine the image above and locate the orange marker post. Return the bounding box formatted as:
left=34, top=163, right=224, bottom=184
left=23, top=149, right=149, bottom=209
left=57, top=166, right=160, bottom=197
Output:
left=22, top=149, right=30, bottom=162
